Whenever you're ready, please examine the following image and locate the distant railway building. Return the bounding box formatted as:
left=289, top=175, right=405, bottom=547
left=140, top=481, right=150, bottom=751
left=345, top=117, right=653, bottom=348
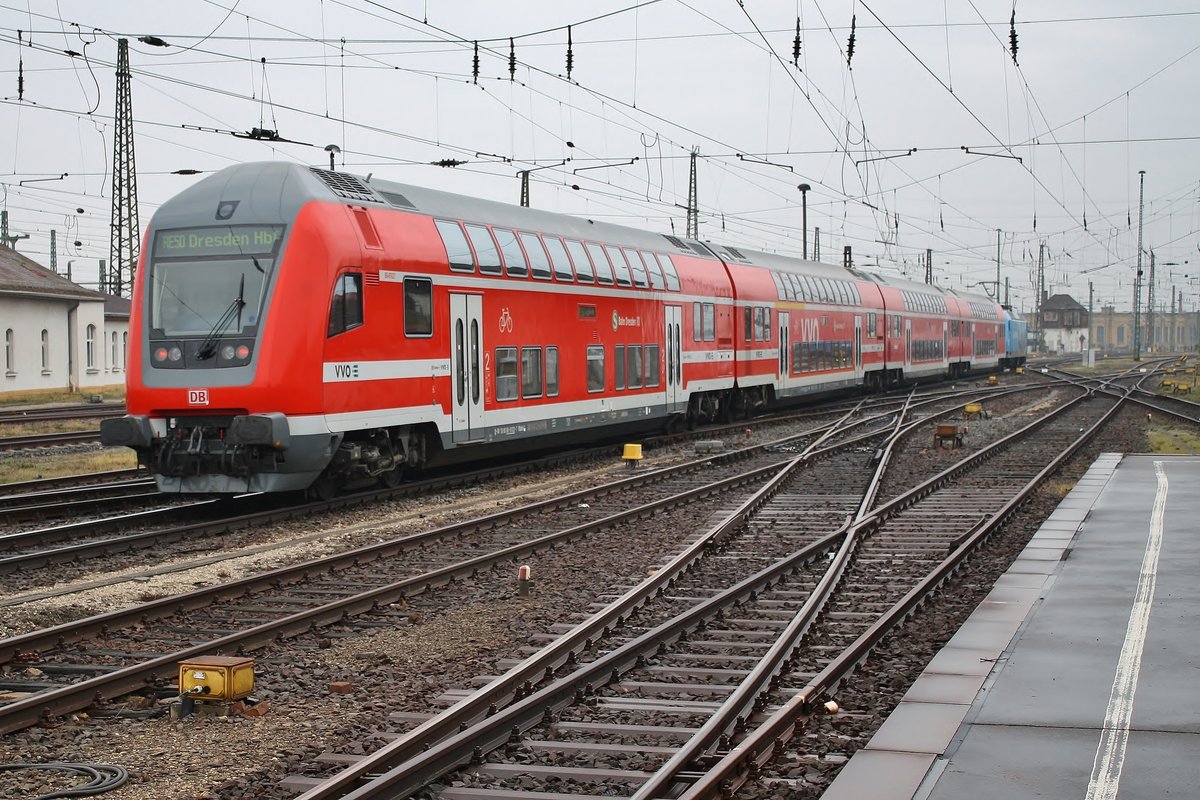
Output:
left=1, top=245, right=129, bottom=396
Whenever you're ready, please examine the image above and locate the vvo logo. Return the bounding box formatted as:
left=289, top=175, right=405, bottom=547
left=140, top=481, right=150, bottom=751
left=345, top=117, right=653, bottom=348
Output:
left=187, top=389, right=209, bottom=406
left=333, top=363, right=360, bottom=379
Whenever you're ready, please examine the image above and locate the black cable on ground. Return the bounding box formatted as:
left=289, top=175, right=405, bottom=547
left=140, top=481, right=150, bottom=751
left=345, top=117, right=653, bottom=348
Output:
left=0, top=763, right=129, bottom=799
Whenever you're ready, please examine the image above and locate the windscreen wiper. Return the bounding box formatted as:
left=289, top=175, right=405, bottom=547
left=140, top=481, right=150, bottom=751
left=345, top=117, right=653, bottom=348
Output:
left=196, top=274, right=245, bottom=360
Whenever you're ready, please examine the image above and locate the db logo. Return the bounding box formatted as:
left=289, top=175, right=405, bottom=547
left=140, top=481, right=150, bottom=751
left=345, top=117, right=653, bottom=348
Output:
left=187, top=389, right=209, bottom=406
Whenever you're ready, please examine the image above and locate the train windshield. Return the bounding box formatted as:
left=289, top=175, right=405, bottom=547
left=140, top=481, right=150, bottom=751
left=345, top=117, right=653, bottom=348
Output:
left=148, top=225, right=284, bottom=337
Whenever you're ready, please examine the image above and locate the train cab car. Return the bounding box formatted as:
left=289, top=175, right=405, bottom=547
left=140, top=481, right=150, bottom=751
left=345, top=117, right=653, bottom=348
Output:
left=102, top=162, right=739, bottom=495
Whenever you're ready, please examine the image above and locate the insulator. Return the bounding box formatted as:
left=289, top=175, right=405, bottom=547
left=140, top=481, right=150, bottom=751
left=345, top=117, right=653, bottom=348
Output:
left=508, top=37, right=516, bottom=81
left=847, top=15, right=856, bottom=67
left=792, top=18, right=802, bottom=66
left=566, top=25, right=574, bottom=79
left=1009, top=11, right=1019, bottom=65
left=472, top=40, right=479, bottom=84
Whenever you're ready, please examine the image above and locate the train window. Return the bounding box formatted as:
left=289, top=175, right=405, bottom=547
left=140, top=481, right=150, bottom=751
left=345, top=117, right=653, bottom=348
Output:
left=546, top=347, right=559, bottom=396
left=495, top=347, right=518, bottom=401
left=471, top=319, right=481, bottom=403
left=403, top=277, right=433, bottom=337
left=627, top=345, right=644, bottom=389
left=587, top=345, right=605, bottom=392
left=849, top=284, right=860, bottom=304
left=693, top=302, right=703, bottom=341
left=585, top=243, right=615, bottom=285
left=327, top=272, right=363, bottom=337
left=744, top=307, right=753, bottom=342
left=640, top=250, right=666, bottom=289
left=493, top=228, right=528, bottom=278
left=702, top=303, right=715, bottom=341
left=465, top=225, right=502, bottom=275
left=543, top=237, right=576, bottom=282
left=435, top=220, right=475, bottom=272
left=645, top=345, right=660, bottom=387
left=603, top=245, right=632, bottom=286
left=622, top=247, right=649, bottom=287
left=615, top=345, right=626, bottom=390
left=756, top=307, right=771, bottom=342
left=770, top=272, right=784, bottom=298
left=455, top=320, right=465, bottom=404
left=787, top=274, right=801, bottom=301
left=521, top=347, right=543, bottom=398
left=564, top=239, right=595, bottom=283
left=520, top=233, right=553, bottom=280
left=655, top=253, right=681, bottom=291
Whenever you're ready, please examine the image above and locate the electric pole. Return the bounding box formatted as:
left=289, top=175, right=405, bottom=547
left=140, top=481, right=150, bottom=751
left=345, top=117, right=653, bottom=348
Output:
left=995, top=229, right=1001, bottom=300
left=685, top=147, right=699, bottom=239
left=813, top=227, right=820, bottom=261
left=925, top=248, right=933, bottom=284
left=1, top=210, right=29, bottom=250
left=49, top=230, right=57, bottom=274
left=110, top=37, right=140, bottom=298
left=1146, top=250, right=1156, bottom=352
left=1134, top=169, right=1146, bottom=360
left=1036, top=242, right=1045, bottom=353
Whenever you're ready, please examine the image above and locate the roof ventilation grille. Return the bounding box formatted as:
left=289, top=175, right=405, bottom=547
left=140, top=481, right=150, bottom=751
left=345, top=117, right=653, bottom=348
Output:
left=378, top=190, right=417, bottom=210
left=309, top=167, right=379, bottom=203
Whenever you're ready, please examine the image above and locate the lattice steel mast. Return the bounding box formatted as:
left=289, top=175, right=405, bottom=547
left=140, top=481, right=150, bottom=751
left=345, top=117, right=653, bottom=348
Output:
left=109, top=38, right=139, bottom=297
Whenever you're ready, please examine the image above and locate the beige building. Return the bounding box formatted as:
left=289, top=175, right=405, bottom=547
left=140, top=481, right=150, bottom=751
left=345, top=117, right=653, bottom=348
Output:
left=1091, top=305, right=1200, bottom=354
left=1, top=246, right=129, bottom=396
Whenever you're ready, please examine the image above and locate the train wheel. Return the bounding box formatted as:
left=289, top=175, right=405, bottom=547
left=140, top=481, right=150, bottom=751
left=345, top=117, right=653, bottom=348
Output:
left=308, top=475, right=339, bottom=501
left=379, top=465, right=404, bottom=488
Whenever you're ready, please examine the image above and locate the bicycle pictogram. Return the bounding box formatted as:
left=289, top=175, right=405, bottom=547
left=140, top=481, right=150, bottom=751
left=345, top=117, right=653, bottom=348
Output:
left=498, top=307, right=513, bottom=333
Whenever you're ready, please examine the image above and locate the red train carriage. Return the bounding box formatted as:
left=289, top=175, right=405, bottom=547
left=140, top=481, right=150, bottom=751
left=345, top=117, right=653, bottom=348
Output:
left=102, top=161, right=1012, bottom=495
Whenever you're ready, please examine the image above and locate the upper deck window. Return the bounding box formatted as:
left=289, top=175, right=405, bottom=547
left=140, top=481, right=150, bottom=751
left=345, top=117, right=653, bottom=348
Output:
left=565, top=239, right=595, bottom=283
left=542, top=236, right=576, bottom=282
left=585, top=243, right=615, bottom=285
left=435, top=219, right=475, bottom=272
left=493, top=228, right=528, bottom=278
left=519, top=233, right=553, bottom=280
left=465, top=224, right=502, bottom=275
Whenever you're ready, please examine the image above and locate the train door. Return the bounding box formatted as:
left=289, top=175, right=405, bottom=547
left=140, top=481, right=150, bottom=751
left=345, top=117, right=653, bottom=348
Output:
left=854, top=316, right=863, bottom=380
left=778, top=311, right=790, bottom=387
left=905, top=318, right=912, bottom=369
left=943, top=322, right=948, bottom=368
left=665, top=305, right=684, bottom=413
left=450, top=293, right=483, bottom=443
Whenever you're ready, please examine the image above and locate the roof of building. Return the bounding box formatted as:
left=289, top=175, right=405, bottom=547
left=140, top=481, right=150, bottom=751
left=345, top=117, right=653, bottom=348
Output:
left=103, top=293, right=132, bottom=319
left=1043, top=293, right=1087, bottom=312
left=0, top=246, right=107, bottom=302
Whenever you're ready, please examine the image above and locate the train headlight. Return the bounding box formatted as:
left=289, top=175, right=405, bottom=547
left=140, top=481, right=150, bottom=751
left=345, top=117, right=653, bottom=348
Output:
left=168, top=346, right=183, bottom=362
left=221, top=344, right=236, bottom=361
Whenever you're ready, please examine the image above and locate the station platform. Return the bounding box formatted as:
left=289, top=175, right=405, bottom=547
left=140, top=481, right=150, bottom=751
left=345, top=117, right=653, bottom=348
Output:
left=823, top=453, right=1200, bottom=800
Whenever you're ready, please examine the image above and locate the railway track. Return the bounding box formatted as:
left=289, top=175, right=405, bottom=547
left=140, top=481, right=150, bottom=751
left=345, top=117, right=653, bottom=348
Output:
left=274, top=382, right=1123, bottom=800
left=0, top=404, right=125, bottom=425
left=0, top=429, right=102, bottom=451
left=0, top=384, right=1039, bottom=736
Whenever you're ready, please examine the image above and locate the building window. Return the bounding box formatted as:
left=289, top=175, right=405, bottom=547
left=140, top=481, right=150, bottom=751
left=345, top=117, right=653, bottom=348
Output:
left=111, top=331, right=119, bottom=370
left=41, top=329, right=49, bottom=371
left=403, top=277, right=433, bottom=337
left=4, top=328, right=13, bottom=374
left=85, top=324, right=96, bottom=368
left=122, top=332, right=128, bottom=365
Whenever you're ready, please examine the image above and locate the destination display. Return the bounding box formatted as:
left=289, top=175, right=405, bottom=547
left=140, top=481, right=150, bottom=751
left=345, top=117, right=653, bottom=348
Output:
left=154, top=225, right=284, bottom=259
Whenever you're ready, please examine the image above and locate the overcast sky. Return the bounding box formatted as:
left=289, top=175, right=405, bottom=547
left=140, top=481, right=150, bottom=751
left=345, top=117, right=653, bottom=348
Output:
left=2, top=1, right=1198, bottom=315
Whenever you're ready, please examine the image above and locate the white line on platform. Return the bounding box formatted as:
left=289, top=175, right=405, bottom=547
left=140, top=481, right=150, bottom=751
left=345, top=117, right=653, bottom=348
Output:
left=1085, top=460, right=1169, bottom=800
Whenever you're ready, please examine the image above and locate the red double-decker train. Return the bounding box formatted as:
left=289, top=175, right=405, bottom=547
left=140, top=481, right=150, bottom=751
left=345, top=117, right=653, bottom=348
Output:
left=101, top=162, right=1024, bottom=495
